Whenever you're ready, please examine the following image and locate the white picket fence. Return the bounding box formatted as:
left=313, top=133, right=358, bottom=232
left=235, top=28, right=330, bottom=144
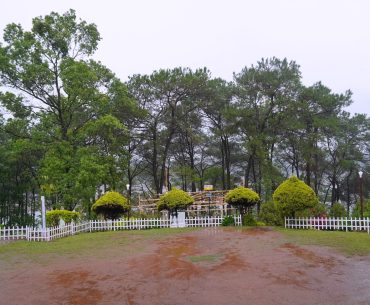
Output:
left=0, top=226, right=28, bottom=240
left=90, top=218, right=171, bottom=231
left=186, top=215, right=241, bottom=227
left=0, top=215, right=242, bottom=242
left=285, top=217, right=370, bottom=234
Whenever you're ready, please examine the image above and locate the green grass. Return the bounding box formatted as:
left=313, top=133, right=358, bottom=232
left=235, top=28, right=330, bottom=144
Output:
left=187, top=254, right=220, bottom=263
left=278, top=228, right=370, bottom=256
left=0, top=227, right=198, bottom=266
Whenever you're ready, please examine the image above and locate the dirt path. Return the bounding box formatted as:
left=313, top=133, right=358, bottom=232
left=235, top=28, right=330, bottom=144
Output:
left=1, top=227, right=370, bottom=305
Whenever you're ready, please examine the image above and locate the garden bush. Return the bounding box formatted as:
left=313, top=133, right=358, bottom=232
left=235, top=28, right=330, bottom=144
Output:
left=258, top=200, right=283, bottom=226
left=329, top=203, right=347, bottom=218
left=242, top=213, right=257, bottom=226
left=225, top=186, right=260, bottom=216
left=129, top=211, right=162, bottom=219
left=273, top=176, right=318, bottom=218
left=351, top=199, right=370, bottom=218
left=295, top=202, right=328, bottom=218
left=91, top=191, right=130, bottom=220
left=46, top=210, right=80, bottom=227
left=157, top=188, right=194, bottom=215
left=221, top=215, right=235, bottom=226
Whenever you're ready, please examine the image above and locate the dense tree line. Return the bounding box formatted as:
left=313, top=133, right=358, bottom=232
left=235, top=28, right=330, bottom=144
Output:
left=0, top=10, right=369, bottom=225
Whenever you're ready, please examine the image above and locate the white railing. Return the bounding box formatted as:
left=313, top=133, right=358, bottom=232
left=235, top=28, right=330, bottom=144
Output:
left=47, top=222, right=90, bottom=241
left=0, top=226, right=28, bottom=240
left=285, top=217, right=370, bottom=234
left=90, top=218, right=171, bottom=231
left=0, top=215, right=242, bottom=242
left=186, top=215, right=241, bottom=227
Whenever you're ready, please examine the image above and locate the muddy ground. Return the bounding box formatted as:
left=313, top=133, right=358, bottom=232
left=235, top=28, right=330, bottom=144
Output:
left=1, top=227, right=370, bottom=305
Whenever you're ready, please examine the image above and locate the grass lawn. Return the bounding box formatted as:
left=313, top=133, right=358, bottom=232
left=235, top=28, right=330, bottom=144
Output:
left=278, top=228, right=370, bottom=256
left=2, top=227, right=370, bottom=264
left=187, top=254, right=221, bottom=263
left=0, top=227, right=198, bottom=265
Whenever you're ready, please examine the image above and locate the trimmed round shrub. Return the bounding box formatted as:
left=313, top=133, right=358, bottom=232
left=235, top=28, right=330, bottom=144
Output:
left=259, top=200, right=283, bottom=226
left=46, top=210, right=80, bottom=227
left=92, top=191, right=130, bottom=220
left=225, top=186, right=260, bottom=215
left=273, top=176, right=319, bottom=218
left=329, top=203, right=347, bottom=218
left=221, top=215, right=235, bottom=226
left=157, top=188, right=194, bottom=214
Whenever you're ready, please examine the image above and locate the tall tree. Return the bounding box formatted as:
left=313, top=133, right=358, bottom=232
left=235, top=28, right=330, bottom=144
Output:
left=201, top=78, right=236, bottom=190
left=234, top=57, right=301, bottom=204
left=128, top=67, right=210, bottom=194
left=0, top=10, right=135, bottom=215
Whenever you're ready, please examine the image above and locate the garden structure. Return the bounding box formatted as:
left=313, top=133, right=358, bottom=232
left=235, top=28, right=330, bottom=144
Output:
left=137, top=190, right=232, bottom=216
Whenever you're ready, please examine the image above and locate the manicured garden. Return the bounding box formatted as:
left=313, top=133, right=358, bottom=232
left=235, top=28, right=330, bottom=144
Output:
left=2, top=227, right=370, bottom=260
left=1, top=227, right=370, bottom=305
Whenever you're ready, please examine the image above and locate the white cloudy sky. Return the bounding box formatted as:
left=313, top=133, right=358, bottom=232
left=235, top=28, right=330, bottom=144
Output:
left=1, top=0, right=369, bottom=115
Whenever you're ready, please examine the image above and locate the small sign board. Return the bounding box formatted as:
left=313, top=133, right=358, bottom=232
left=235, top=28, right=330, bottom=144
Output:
left=204, top=184, right=214, bottom=191
left=130, top=185, right=142, bottom=192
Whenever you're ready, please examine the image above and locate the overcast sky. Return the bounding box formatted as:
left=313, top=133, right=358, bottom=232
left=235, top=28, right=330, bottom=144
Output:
left=1, top=0, right=369, bottom=115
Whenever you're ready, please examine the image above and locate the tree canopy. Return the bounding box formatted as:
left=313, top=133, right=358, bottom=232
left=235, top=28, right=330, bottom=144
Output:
left=0, top=10, right=369, bottom=225
left=225, top=187, right=260, bottom=215
left=157, top=189, right=194, bottom=215
left=273, top=176, right=319, bottom=217
left=92, top=191, right=130, bottom=220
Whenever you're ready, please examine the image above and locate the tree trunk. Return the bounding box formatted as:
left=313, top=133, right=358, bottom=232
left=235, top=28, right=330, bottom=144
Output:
left=221, top=141, right=226, bottom=190
left=224, top=136, right=231, bottom=190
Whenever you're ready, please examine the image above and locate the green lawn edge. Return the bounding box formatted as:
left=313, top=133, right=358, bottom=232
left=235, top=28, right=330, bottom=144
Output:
left=277, top=227, right=370, bottom=256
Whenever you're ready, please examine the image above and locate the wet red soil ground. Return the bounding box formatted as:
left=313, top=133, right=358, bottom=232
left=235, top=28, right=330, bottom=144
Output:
left=1, top=227, right=370, bottom=305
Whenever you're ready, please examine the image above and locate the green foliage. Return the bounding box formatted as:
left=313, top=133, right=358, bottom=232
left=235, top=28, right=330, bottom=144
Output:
left=0, top=9, right=368, bottom=231
left=46, top=211, right=60, bottom=227
left=259, top=201, right=283, bottom=226
left=273, top=176, right=319, bottom=217
left=91, top=191, right=130, bottom=220
left=352, top=199, right=370, bottom=218
left=242, top=213, right=257, bottom=226
left=329, top=203, right=347, bottom=218
left=256, top=221, right=266, bottom=226
left=221, top=215, right=235, bottom=226
left=157, top=189, right=194, bottom=213
left=0, top=10, right=136, bottom=225
left=295, top=203, right=328, bottom=218
left=128, top=67, right=210, bottom=194
left=46, top=210, right=80, bottom=227
left=129, top=211, right=162, bottom=219
left=225, top=187, right=260, bottom=215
